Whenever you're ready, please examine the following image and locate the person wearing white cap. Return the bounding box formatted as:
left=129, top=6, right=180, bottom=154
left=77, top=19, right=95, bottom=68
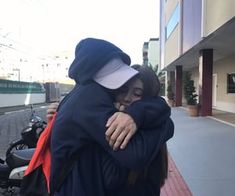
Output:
left=93, top=58, right=138, bottom=90
left=49, top=38, right=173, bottom=196
left=46, top=64, right=173, bottom=196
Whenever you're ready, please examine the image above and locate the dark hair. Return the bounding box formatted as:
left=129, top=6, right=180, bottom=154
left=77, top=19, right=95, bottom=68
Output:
left=131, top=64, right=160, bottom=98
left=127, top=64, right=168, bottom=188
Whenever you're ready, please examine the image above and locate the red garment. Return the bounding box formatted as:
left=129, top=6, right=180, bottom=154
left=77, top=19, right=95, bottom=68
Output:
left=24, top=112, right=57, bottom=193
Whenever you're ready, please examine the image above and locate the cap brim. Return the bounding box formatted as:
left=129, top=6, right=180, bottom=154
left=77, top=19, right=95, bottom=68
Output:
left=94, top=65, right=138, bottom=89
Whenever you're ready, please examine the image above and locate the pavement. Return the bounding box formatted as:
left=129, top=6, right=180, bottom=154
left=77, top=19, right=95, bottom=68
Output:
left=161, top=154, right=193, bottom=196
left=1, top=105, right=235, bottom=196
left=167, top=107, right=235, bottom=196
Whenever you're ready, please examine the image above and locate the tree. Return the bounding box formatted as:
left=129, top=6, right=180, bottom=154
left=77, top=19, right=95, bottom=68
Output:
left=183, top=72, right=198, bottom=105
left=147, top=64, right=165, bottom=96
left=166, top=81, right=174, bottom=100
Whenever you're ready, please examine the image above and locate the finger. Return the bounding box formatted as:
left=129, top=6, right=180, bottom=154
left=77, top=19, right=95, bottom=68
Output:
left=119, top=105, right=126, bottom=111
left=48, top=104, right=53, bottom=108
left=105, top=123, right=117, bottom=138
left=48, top=102, right=58, bottom=109
left=108, top=125, right=124, bottom=147
left=47, top=104, right=58, bottom=114
left=52, top=104, right=59, bottom=110
left=114, top=102, right=121, bottom=110
left=47, top=108, right=55, bottom=114
left=113, top=130, right=128, bottom=150
left=46, top=114, right=54, bottom=122
left=120, top=130, right=135, bottom=149
left=106, top=113, right=118, bottom=127
left=120, top=122, right=137, bottom=149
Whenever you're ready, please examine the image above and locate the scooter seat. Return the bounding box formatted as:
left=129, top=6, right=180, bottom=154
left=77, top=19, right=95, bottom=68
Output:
left=6, top=148, right=35, bottom=169
left=0, top=162, right=11, bottom=180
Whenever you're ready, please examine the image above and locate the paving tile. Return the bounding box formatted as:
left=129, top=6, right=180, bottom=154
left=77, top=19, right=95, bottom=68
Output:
left=161, top=155, right=192, bottom=196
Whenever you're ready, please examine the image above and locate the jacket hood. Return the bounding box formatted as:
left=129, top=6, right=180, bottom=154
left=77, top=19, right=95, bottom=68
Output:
left=68, top=38, right=131, bottom=84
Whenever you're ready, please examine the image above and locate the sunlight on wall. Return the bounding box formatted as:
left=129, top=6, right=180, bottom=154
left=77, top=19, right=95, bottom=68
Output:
left=24, top=93, right=31, bottom=105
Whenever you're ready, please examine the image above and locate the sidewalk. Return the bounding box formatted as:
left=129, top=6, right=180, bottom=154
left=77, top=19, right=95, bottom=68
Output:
left=1, top=105, right=235, bottom=195
left=161, top=155, right=192, bottom=196
left=166, top=107, right=235, bottom=196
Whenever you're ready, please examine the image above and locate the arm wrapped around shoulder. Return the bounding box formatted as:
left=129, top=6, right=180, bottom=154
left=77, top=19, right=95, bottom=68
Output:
left=124, top=96, right=171, bottom=129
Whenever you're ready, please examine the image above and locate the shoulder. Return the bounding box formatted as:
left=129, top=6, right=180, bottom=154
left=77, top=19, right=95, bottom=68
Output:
left=78, top=83, right=109, bottom=96
left=70, top=83, right=114, bottom=110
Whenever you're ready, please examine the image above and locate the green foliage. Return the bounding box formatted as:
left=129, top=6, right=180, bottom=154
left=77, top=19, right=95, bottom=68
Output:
left=147, top=64, right=165, bottom=96
left=167, top=81, right=174, bottom=100
left=159, top=83, right=165, bottom=96
left=183, top=72, right=198, bottom=105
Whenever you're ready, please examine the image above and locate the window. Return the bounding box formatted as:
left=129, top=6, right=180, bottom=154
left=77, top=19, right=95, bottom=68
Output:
left=166, top=3, right=180, bottom=39
left=227, top=73, right=235, bottom=93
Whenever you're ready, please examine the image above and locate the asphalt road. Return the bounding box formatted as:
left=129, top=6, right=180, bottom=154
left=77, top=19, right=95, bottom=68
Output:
left=0, top=105, right=48, bottom=196
left=0, top=105, right=47, bottom=157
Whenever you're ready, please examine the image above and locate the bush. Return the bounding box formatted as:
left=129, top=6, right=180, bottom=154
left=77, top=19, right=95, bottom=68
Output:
left=167, top=81, right=174, bottom=100
left=183, top=72, right=198, bottom=105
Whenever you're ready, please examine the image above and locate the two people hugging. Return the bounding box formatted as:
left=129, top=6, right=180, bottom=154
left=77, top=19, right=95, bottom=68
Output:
left=46, top=38, right=174, bottom=196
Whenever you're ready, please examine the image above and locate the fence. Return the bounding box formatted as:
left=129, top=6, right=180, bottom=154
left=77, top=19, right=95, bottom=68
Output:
left=0, top=79, right=45, bottom=107
left=0, top=79, right=75, bottom=107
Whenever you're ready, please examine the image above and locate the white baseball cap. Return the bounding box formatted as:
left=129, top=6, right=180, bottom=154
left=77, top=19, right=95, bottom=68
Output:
left=93, top=58, right=138, bottom=89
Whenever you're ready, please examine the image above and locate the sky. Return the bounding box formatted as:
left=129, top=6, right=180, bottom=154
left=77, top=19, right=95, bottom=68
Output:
left=0, top=0, right=160, bottom=64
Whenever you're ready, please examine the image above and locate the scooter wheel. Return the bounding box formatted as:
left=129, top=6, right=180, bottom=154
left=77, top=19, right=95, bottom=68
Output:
left=6, top=140, right=29, bottom=157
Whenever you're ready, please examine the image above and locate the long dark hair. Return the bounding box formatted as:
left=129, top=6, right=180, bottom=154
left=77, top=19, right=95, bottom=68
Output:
left=127, top=64, right=168, bottom=187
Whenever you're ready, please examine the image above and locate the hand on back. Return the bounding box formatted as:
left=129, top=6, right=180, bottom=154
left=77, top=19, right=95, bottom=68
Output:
left=46, top=102, right=59, bottom=122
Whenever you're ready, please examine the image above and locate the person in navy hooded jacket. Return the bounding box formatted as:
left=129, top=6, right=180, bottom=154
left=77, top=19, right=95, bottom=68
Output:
left=50, top=38, right=173, bottom=196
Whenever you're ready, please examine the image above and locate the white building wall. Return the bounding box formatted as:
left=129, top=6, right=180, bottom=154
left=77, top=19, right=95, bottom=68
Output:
left=148, top=39, right=159, bottom=69
left=0, top=93, right=45, bottom=107
left=213, top=55, right=235, bottom=113
left=203, top=0, right=235, bottom=36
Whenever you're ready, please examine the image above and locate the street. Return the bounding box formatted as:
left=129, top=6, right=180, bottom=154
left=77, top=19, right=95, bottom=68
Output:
left=0, top=106, right=47, bottom=158
left=0, top=105, right=47, bottom=195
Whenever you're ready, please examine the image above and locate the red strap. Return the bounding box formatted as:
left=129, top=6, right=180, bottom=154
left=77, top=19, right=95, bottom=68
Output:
left=24, top=112, right=57, bottom=192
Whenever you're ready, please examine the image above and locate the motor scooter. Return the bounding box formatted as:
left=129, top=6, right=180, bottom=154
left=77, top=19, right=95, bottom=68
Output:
left=6, top=106, right=47, bottom=157
left=0, top=148, right=35, bottom=194
left=0, top=105, right=47, bottom=194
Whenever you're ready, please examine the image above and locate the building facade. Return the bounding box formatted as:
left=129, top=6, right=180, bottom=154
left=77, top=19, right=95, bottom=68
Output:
left=160, top=0, right=235, bottom=115
left=142, top=42, right=149, bottom=66
left=142, top=38, right=160, bottom=69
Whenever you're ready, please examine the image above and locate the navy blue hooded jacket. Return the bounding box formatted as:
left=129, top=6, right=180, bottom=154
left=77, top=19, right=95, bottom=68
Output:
left=50, top=38, right=173, bottom=196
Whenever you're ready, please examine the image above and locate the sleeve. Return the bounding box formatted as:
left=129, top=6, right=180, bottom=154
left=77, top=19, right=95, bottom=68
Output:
left=124, top=96, right=171, bottom=129
left=102, top=120, right=174, bottom=189
left=74, top=84, right=174, bottom=169
left=101, top=152, right=128, bottom=189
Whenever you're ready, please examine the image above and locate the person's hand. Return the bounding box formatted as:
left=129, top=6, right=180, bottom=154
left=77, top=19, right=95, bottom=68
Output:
left=114, top=102, right=126, bottom=111
left=46, top=102, right=59, bottom=122
left=105, top=112, right=137, bottom=150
